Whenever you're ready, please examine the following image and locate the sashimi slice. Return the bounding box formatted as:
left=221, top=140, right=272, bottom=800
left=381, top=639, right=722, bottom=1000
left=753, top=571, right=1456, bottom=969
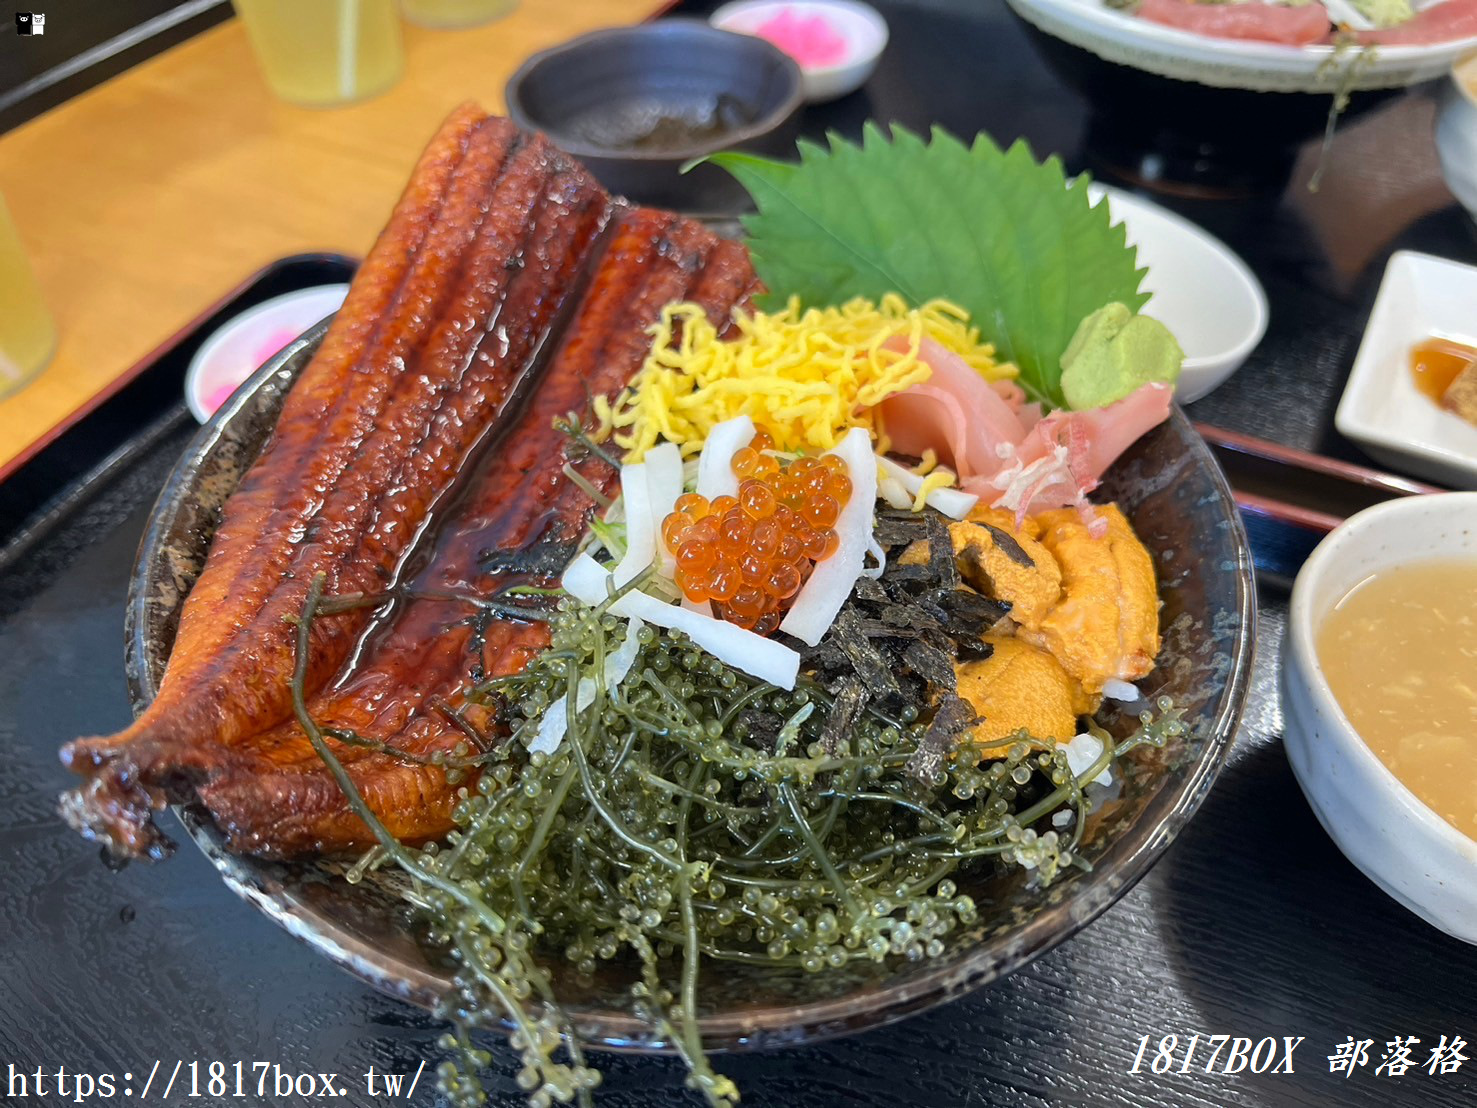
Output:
left=977, top=383, right=1174, bottom=518
left=1017, top=381, right=1174, bottom=485
left=1135, top=0, right=1332, bottom=45
left=991, top=378, right=1044, bottom=432
left=878, top=336, right=1027, bottom=482
left=1356, top=0, right=1477, bottom=42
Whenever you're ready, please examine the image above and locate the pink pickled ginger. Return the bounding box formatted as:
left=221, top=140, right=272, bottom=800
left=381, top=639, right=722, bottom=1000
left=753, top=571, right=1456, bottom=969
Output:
left=753, top=9, right=850, bottom=68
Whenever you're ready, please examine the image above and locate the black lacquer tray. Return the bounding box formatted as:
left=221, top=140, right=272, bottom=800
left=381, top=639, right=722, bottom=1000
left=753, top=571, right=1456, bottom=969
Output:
left=6, top=1, right=1477, bottom=1103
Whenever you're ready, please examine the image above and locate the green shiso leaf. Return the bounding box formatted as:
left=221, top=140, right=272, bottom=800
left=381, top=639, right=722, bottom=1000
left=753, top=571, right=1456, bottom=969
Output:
left=710, top=123, right=1149, bottom=409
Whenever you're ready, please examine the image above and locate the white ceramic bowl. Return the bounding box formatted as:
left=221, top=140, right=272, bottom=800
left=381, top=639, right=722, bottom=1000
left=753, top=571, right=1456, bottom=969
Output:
left=1007, top=0, right=1477, bottom=93
left=1335, top=250, right=1477, bottom=488
left=710, top=0, right=888, bottom=102
left=1092, top=184, right=1268, bottom=403
left=185, top=284, right=349, bottom=423
left=1436, top=54, right=1477, bottom=221
left=1282, top=493, right=1477, bottom=945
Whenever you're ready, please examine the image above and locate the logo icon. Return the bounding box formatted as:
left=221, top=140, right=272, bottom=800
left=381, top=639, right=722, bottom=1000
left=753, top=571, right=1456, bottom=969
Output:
left=15, top=11, right=44, bottom=35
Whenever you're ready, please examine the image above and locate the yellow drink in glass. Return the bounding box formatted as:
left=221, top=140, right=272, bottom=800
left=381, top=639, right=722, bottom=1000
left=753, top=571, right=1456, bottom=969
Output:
left=0, top=195, right=56, bottom=401
left=401, top=0, right=517, bottom=28
left=233, top=0, right=404, bottom=107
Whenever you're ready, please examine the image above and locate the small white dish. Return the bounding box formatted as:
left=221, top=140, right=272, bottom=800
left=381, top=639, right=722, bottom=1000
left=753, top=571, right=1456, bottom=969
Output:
left=1335, top=250, right=1477, bottom=488
left=1435, top=54, right=1477, bottom=222
left=185, top=284, right=349, bottom=423
left=1091, top=184, right=1268, bottom=404
left=710, top=0, right=888, bottom=103
left=1281, top=493, right=1477, bottom=945
left=1006, top=0, right=1477, bottom=93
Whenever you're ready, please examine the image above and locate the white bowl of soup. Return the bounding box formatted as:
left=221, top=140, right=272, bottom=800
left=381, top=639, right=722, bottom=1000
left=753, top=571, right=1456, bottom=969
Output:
left=1282, top=492, right=1477, bottom=945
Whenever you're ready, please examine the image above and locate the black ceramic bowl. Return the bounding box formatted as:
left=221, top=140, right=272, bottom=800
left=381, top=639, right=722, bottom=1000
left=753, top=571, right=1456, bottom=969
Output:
left=505, top=21, right=803, bottom=212
left=125, top=311, right=1255, bottom=1052
left=1015, top=24, right=1398, bottom=195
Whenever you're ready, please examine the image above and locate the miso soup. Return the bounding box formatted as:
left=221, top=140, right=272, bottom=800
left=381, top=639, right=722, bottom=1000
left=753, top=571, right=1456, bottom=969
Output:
left=1316, top=559, right=1477, bottom=841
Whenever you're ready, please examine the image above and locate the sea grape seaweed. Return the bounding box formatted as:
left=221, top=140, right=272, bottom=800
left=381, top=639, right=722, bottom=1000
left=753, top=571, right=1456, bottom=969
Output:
left=295, top=545, right=1187, bottom=1106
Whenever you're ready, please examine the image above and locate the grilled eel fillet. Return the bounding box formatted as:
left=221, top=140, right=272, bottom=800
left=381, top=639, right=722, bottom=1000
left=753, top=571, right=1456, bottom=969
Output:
left=59, top=106, right=759, bottom=860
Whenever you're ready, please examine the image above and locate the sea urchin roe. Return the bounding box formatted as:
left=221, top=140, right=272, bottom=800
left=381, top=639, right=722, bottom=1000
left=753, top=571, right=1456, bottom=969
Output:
left=662, top=432, right=852, bottom=633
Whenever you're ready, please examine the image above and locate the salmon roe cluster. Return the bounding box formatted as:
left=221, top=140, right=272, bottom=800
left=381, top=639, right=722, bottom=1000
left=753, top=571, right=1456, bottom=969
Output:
left=661, top=432, right=853, bottom=635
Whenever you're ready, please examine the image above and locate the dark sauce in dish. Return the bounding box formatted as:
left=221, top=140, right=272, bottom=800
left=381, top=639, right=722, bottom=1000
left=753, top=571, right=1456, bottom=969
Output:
left=1409, top=336, right=1477, bottom=404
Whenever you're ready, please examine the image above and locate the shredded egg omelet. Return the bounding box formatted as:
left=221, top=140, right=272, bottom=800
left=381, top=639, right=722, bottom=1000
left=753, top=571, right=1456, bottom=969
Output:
left=601, top=294, right=1016, bottom=461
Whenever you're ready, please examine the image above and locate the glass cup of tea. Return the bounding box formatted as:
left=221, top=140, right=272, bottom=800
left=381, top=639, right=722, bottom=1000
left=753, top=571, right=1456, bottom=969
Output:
left=233, top=0, right=405, bottom=108
left=0, top=194, right=56, bottom=401
left=401, top=0, right=518, bottom=29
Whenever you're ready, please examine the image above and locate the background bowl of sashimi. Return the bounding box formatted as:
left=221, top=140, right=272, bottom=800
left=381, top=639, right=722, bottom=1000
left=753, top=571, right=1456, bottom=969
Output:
left=1005, top=0, right=1477, bottom=193
left=125, top=317, right=1256, bottom=1050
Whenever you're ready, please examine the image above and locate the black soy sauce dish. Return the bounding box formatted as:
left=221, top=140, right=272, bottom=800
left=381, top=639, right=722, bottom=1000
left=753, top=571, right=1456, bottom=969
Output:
left=505, top=21, right=804, bottom=212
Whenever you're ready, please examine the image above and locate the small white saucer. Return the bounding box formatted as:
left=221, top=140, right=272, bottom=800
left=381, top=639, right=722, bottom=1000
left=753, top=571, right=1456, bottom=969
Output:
left=185, top=284, right=349, bottom=423
left=1335, top=250, right=1477, bottom=489
left=710, top=0, right=888, bottom=103
left=1091, top=184, right=1268, bottom=404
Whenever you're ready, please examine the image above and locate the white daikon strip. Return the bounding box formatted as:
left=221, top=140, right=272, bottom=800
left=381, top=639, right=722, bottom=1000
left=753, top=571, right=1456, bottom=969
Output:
left=877, top=471, right=912, bottom=510
left=562, top=552, right=612, bottom=607
left=1063, top=732, right=1113, bottom=787
left=1321, top=0, right=1374, bottom=30
left=604, top=616, right=645, bottom=688
left=528, top=617, right=645, bottom=755
left=862, top=535, right=886, bottom=579
left=876, top=455, right=976, bottom=519
left=924, top=486, right=978, bottom=519
left=780, top=427, right=876, bottom=646
left=644, top=442, right=684, bottom=577
left=695, top=415, right=755, bottom=501
left=611, top=461, right=654, bottom=589
left=1102, top=678, right=1142, bottom=704
left=622, top=591, right=799, bottom=689
left=877, top=455, right=925, bottom=496
left=563, top=551, right=794, bottom=686
left=529, top=681, right=588, bottom=755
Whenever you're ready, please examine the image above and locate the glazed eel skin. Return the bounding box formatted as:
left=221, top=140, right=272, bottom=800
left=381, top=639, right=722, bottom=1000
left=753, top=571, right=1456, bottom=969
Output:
left=59, top=105, right=758, bottom=860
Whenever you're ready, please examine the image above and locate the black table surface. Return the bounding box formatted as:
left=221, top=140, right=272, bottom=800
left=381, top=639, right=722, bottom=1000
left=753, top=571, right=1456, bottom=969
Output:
left=3, top=3, right=1475, bottom=1107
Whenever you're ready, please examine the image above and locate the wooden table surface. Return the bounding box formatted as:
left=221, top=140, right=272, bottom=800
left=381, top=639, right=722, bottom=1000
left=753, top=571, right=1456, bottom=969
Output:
left=0, top=0, right=662, bottom=473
